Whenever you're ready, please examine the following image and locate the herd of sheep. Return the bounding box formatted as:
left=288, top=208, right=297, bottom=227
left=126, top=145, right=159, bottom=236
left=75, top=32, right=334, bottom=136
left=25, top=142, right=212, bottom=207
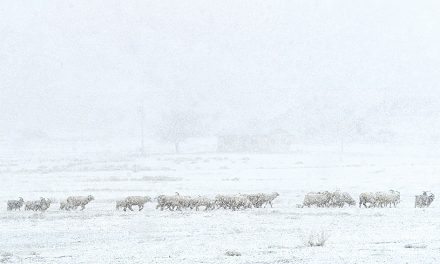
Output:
left=301, top=190, right=435, bottom=208
left=6, top=190, right=435, bottom=212
left=301, top=190, right=356, bottom=208
left=359, top=190, right=401, bottom=208
left=155, top=192, right=279, bottom=211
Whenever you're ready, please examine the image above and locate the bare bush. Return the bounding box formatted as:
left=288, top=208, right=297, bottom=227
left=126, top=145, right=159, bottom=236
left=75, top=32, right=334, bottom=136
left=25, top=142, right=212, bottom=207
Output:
left=303, top=230, right=329, bottom=247
left=404, top=243, right=427, bottom=249
left=225, top=250, right=241, bottom=256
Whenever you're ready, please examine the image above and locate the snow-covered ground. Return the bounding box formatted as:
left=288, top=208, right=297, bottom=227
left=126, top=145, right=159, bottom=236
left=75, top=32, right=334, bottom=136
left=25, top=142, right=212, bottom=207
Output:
left=1, top=145, right=440, bottom=263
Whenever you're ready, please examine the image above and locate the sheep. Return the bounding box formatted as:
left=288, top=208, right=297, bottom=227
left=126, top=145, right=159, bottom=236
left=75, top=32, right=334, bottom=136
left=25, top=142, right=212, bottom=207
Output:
left=327, top=190, right=341, bottom=207
left=261, top=192, right=280, bottom=208
left=156, top=194, right=182, bottom=211
left=212, top=194, right=254, bottom=210
left=214, top=194, right=240, bottom=210
left=25, top=201, right=37, bottom=211
left=424, top=191, right=434, bottom=207
left=386, top=190, right=400, bottom=207
left=193, top=196, right=215, bottom=211
left=376, top=190, right=400, bottom=208
left=341, top=192, right=356, bottom=207
left=374, top=192, right=388, bottom=208
left=156, top=194, right=219, bottom=211
left=7, top=197, right=24, bottom=211
left=25, top=198, right=51, bottom=212
left=60, top=199, right=74, bottom=211
left=155, top=195, right=168, bottom=211
left=359, top=192, right=377, bottom=208
left=326, top=191, right=352, bottom=207
left=415, top=191, right=435, bottom=208
left=303, top=191, right=354, bottom=208
left=214, top=194, right=233, bottom=209
left=115, top=199, right=129, bottom=211
left=40, top=198, right=51, bottom=211
left=157, top=193, right=213, bottom=211
left=360, top=190, right=400, bottom=208
left=175, top=195, right=193, bottom=210
left=242, top=193, right=264, bottom=208
left=124, top=196, right=152, bottom=211
left=231, top=195, right=252, bottom=210
left=66, top=195, right=94, bottom=210
left=303, top=192, right=332, bottom=207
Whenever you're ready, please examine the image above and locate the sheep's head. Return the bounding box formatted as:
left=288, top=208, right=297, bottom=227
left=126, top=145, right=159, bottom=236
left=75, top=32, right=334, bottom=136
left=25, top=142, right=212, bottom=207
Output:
left=273, top=192, right=280, bottom=197
left=18, top=197, right=24, bottom=202
left=145, top=196, right=152, bottom=202
left=87, top=195, right=95, bottom=201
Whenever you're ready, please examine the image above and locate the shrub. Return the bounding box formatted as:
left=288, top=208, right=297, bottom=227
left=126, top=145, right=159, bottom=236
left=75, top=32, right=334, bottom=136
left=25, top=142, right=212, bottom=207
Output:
left=303, top=230, right=329, bottom=247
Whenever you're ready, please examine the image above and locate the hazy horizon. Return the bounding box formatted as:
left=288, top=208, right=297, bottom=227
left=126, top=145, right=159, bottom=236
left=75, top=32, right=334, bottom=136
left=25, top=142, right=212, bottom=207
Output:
left=1, top=0, right=440, bottom=146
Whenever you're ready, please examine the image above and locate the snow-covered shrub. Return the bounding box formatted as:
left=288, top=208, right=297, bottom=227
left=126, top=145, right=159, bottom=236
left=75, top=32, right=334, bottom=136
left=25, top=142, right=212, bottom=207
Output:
left=404, top=243, right=427, bottom=249
left=225, top=250, right=241, bottom=256
left=303, top=230, right=329, bottom=247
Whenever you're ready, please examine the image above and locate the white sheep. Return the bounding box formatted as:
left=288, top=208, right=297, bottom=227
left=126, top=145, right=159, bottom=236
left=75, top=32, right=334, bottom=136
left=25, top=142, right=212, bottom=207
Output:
left=359, top=192, right=377, bottom=208
left=124, top=196, right=152, bottom=211
left=242, top=193, right=264, bottom=208
left=341, top=192, right=356, bottom=207
left=7, top=197, right=24, bottom=211
left=66, top=195, right=94, bottom=210
left=377, top=190, right=400, bottom=208
left=374, top=192, right=388, bottom=207
left=115, top=199, right=129, bottom=211
left=25, top=198, right=51, bottom=211
left=60, top=199, right=74, bottom=211
left=387, top=190, right=400, bottom=207
left=303, top=192, right=331, bottom=207
left=308, top=191, right=355, bottom=208
left=156, top=194, right=182, bottom=211
left=231, top=195, right=252, bottom=210
left=415, top=191, right=435, bottom=208
left=360, top=190, right=400, bottom=208
left=261, top=192, right=279, bottom=208
left=214, top=194, right=238, bottom=210
left=193, top=196, right=215, bottom=211
left=175, top=194, right=193, bottom=210
left=213, top=194, right=253, bottom=210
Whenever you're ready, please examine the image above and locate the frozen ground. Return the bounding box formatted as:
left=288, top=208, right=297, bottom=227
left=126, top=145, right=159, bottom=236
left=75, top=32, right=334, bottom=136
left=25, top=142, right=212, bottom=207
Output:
left=1, top=145, right=440, bottom=263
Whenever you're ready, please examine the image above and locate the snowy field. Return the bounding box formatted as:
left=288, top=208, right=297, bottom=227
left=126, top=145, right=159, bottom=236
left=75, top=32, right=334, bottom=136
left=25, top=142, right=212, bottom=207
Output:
left=1, top=145, right=440, bottom=263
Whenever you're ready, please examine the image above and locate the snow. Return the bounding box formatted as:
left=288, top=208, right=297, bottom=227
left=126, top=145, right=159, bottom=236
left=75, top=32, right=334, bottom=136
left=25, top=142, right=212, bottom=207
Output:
left=1, top=146, right=440, bottom=263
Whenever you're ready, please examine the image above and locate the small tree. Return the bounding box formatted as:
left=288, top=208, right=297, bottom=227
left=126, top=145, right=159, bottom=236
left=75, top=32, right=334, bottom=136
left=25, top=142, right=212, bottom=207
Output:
left=155, top=110, right=203, bottom=153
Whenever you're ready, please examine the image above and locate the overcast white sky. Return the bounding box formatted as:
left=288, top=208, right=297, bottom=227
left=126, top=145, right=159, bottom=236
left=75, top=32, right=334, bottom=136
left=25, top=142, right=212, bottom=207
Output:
left=1, top=1, right=439, bottom=141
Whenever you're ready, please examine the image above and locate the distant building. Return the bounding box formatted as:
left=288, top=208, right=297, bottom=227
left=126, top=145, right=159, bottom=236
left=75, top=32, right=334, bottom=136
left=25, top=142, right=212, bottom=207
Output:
left=217, top=130, right=294, bottom=153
